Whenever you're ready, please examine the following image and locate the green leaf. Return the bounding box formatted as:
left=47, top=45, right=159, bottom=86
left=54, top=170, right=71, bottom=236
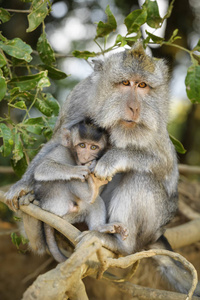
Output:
left=167, top=29, right=181, bottom=43
left=96, top=5, right=117, bottom=38
left=143, top=0, right=162, bottom=29
left=38, top=64, right=68, bottom=80
left=11, top=232, right=22, bottom=249
left=124, top=9, right=147, bottom=34
left=27, top=0, right=49, bottom=32
left=145, top=30, right=164, bottom=43
left=0, top=8, right=11, bottom=23
left=9, top=71, right=50, bottom=91
left=43, top=93, right=60, bottom=116
left=193, top=39, right=200, bottom=52
left=116, top=34, right=139, bottom=47
left=35, top=98, right=53, bottom=116
left=0, top=52, right=7, bottom=67
left=116, top=34, right=127, bottom=47
left=37, top=32, right=55, bottom=65
left=0, top=123, right=14, bottom=156
left=43, top=116, right=58, bottom=140
left=35, top=93, right=60, bottom=117
left=9, top=100, right=27, bottom=110
left=170, top=135, right=186, bottom=154
left=0, top=75, right=7, bottom=101
left=11, top=155, right=28, bottom=177
left=163, top=0, right=175, bottom=21
left=0, top=38, right=32, bottom=62
left=185, top=64, right=200, bottom=103
left=13, top=132, right=24, bottom=162
left=72, top=50, right=97, bottom=60
left=23, top=117, right=45, bottom=135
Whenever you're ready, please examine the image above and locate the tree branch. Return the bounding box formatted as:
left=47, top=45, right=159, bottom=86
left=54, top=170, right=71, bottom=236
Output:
left=0, top=189, right=200, bottom=300
left=0, top=166, right=14, bottom=174
left=179, top=164, right=200, bottom=175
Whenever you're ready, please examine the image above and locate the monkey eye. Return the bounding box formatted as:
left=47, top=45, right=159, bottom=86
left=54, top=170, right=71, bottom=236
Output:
left=138, top=82, right=147, bottom=88
left=90, top=145, right=99, bottom=150
left=79, top=143, right=86, bottom=148
left=122, top=80, right=130, bottom=86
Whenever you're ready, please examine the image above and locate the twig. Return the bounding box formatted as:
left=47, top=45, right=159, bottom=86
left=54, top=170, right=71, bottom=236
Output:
left=108, top=281, right=200, bottom=300
left=5, top=9, right=31, bottom=13
left=104, top=249, right=198, bottom=300
left=0, top=228, right=18, bottom=236
left=0, top=166, right=14, bottom=174
left=179, top=200, right=200, bottom=220
left=179, top=164, right=200, bottom=175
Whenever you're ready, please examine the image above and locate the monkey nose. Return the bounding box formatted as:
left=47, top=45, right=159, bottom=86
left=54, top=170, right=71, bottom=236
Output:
left=129, top=105, right=140, bottom=121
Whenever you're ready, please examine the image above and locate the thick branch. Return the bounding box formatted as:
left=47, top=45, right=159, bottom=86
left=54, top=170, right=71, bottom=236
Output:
left=0, top=190, right=199, bottom=300
left=165, top=218, right=200, bottom=249
left=108, top=281, right=200, bottom=300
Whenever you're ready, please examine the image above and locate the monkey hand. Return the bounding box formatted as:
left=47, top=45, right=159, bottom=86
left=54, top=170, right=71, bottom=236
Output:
left=72, top=165, right=91, bottom=181
left=94, top=157, right=116, bottom=181
left=5, top=182, right=33, bottom=212
left=19, top=192, right=35, bottom=206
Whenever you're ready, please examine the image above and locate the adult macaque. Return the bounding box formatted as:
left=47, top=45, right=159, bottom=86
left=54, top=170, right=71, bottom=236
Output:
left=5, top=43, right=200, bottom=295
left=23, top=119, right=128, bottom=262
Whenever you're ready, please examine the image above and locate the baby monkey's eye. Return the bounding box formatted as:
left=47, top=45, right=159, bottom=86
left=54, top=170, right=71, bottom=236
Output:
left=90, top=145, right=99, bottom=150
left=138, top=82, right=147, bottom=88
left=79, top=143, right=86, bottom=148
left=122, top=80, right=130, bottom=86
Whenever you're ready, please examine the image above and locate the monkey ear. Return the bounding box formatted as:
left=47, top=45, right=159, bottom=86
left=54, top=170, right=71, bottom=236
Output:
left=92, top=59, right=104, bottom=71
left=61, top=127, right=71, bottom=147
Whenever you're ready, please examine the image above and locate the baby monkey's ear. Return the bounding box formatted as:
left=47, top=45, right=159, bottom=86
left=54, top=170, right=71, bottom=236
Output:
left=61, top=126, right=71, bottom=147
left=92, top=59, right=104, bottom=71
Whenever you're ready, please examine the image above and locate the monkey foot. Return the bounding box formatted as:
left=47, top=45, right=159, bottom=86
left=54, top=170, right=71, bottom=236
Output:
left=19, top=192, right=35, bottom=206
left=97, top=222, right=129, bottom=240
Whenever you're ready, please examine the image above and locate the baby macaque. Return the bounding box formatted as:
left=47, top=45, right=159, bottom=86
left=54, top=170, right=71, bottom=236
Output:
left=23, top=119, right=128, bottom=262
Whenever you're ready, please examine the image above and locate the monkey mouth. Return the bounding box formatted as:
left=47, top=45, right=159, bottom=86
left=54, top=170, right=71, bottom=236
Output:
left=120, top=119, right=137, bottom=128
left=123, top=119, right=135, bottom=123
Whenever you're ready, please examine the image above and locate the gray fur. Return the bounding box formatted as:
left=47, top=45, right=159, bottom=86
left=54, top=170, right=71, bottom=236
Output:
left=5, top=43, right=198, bottom=295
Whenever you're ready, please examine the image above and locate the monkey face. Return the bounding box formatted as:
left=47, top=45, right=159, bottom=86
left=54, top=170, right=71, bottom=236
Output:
left=75, top=141, right=104, bottom=165
left=89, top=47, right=169, bottom=140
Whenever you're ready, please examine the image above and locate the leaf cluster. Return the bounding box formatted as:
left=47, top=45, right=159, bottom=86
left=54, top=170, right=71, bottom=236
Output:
left=0, top=0, right=68, bottom=176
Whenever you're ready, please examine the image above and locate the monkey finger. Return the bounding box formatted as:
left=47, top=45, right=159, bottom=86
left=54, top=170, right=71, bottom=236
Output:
left=19, top=193, right=35, bottom=206
left=107, top=176, right=112, bottom=182
left=6, top=198, right=18, bottom=212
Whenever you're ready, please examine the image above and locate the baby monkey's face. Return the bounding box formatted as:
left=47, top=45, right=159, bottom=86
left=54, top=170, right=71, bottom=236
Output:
left=75, top=140, right=104, bottom=165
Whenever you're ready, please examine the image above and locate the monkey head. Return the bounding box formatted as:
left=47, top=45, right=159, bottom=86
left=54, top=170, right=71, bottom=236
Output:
left=86, top=43, right=170, bottom=148
left=61, top=120, right=108, bottom=165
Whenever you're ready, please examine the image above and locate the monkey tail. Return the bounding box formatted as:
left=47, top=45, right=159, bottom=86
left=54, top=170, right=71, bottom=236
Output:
left=149, top=235, right=200, bottom=297
left=43, top=223, right=67, bottom=263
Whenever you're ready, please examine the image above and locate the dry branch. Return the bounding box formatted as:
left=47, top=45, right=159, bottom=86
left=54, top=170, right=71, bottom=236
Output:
left=179, top=200, right=200, bottom=220
left=179, top=164, right=200, bottom=175
left=165, top=218, right=200, bottom=249
left=0, top=189, right=200, bottom=300
left=0, top=166, right=14, bottom=174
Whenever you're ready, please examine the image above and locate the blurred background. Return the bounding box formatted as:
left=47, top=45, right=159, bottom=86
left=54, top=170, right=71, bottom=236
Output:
left=0, top=1, right=200, bottom=299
